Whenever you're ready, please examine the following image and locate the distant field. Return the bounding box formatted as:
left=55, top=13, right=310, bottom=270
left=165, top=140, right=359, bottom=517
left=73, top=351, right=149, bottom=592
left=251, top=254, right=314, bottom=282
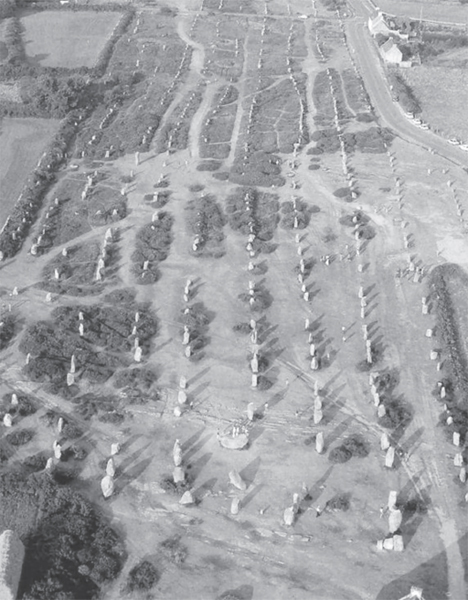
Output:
left=20, top=10, right=121, bottom=68
left=0, top=117, right=59, bottom=228
left=402, top=65, right=468, bottom=141
left=378, top=0, right=468, bottom=25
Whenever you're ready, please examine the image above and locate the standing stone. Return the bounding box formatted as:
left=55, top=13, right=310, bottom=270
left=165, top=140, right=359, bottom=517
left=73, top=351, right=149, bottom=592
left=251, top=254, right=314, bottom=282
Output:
left=230, top=497, right=240, bottom=515
left=251, top=373, right=258, bottom=388
left=179, top=376, right=187, bottom=389
left=453, top=431, right=460, bottom=446
left=251, top=355, right=259, bottom=374
left=316, top=432, right=324, bottom=454
left=178, top=390, right=188, bottom=405
left=179, top=490, right=195, bottom=505
left=385, top=447, right=395, bottom=469
left=3, top=414, right=12, bottom=427
left=229, top=470, right=247, bottom=491
left=106, top=458, right=116, bottom=477
left=388, top=508, right=402, bottom=533
left=313, top=408, right=323, bottom=425
left=134, top=346, right=142, bottom=362
left=247, top=402, right=255, bottom=421
left=67, top=372, right=75, bottom=386
left=111, top=443, right=121, bottom=456
left=101, top=475, right=114, bottom=498
left=57, top=417, right=64, bottom=433
left=173, top=466, right=185, bottom=484
left=393, top=534, right=404, bottom=552
left=11, top=394, right=18, bottom=407
left=283, top=506, right=296, bottom=526
left=54, top=444, right=62, bottom=460
left=380, top=433, right=390, bottom=451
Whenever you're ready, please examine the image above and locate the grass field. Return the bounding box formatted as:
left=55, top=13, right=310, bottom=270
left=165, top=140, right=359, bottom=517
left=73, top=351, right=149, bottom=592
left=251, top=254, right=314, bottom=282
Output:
left=402, top=65, right=468, bottom=141
left=0, top=117, right=59, bottom=228
left=20, top=10, right=122, bottom=69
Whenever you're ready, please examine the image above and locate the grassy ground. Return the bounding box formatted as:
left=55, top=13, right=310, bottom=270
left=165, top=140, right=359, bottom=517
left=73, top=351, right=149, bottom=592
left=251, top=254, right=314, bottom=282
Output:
left=0, top=117, right=59, bottom=228
left=402, top=65, right=468, bottom=141
left=20, top=10, right=122, bottom=69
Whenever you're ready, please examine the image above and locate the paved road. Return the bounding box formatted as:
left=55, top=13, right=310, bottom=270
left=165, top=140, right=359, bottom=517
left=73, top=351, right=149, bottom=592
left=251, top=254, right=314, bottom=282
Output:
left=345, top=0, right=468, bottom=170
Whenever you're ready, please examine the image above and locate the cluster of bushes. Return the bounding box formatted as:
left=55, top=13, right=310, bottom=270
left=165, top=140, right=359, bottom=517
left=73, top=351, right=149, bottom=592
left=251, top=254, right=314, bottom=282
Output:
left=125, top=560, right=159, bottom=593
left=341, top=68, right=371, bottom=114
left=181, top=302, right=214, bottom=360
left=225, top=187, right=280, bottom=249
left=281, top=199, right=319, bottom=229
left=312, top=69, right=352, bottom=127
left=3, top=16, right=25, bottom=65
left=186, top=194, right=226, bottom=257
left=0, top=470, right=125, bottom=599
left=113, top=367, right=157, bottom=392
left=19, top=289, right=158, bottom=394
left=387, top=70, right=421, bottom=114
left=131, top=211, right=173, bottom=284
left=94, top=9, right=135, bottom=77
left=0, top=314, right=16, bottom=350
left=373, top=370, right=413, bottom=430
left=434, top=377, right=468, bottom=444
left=6, top=428, right=34, bottom=447
left=329, top=433, right=369, bottom=463
left=430, top=265, right=468, bottom=391
left=39, top=239, right=119, bottom=295
left=0, top=392, right=36, bottom=423
left=430, top=264, right=468, bottom=440
left=230, top=151, right=285, bottom=187
left=311, top=127, right=394, bottom=155
left=238, top=283, right=273, bottom=313
left=0, top=113, right=83, bottom=259
left=339, top=210, right=376, bottom=241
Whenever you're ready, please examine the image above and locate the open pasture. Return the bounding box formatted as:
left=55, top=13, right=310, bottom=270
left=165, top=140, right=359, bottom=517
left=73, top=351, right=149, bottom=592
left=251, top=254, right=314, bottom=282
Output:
left=0, top=117, right=59, bottom=229
left=402, top=66, right=468, bottom=141
left=20, top=10, right=122, bottom=69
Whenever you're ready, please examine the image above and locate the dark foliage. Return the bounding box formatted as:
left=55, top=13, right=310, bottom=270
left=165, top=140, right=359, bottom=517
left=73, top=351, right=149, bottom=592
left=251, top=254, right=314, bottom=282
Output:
left=126, top=560, right=159, bottom=592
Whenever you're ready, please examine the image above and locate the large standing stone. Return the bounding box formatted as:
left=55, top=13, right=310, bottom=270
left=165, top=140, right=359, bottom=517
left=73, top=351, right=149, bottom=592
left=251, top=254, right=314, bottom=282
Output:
left=101, top=475, right=114, bottom=499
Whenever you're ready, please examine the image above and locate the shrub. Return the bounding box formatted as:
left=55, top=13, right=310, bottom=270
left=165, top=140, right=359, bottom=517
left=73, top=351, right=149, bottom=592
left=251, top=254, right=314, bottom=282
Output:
left=23, top=453, right=48, bottom=472
left=342, top=433, right=369, bottom=457
left=62, top=423, right=83, bottom=439
left=159, top=535, right=188, bottom=564
left=126, top=560, right=159, bottom=592
left=329, top=446, right=352, bottom=463
left=326, top=493, right=350, bottom=512
left=7, top=429, right=34, bottom=446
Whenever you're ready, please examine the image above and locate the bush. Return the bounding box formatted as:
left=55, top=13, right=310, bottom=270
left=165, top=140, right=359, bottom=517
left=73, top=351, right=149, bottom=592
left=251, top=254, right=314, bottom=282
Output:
left=6, top=429, right=34, bottom=446
left=326, top=493, right=350, bottom=512
left=126, top=560, right=159, bottom=592
left=62, top=423, right=83, bottom=439
left=329, top=446, right=352, bottom=463
left=23, top=453, right=48, bottom=472
left=159, top=535, right=188, bottom=564
left=342, top=433, right=369, bottom=457
left=329, top=434, right=369, bottom=463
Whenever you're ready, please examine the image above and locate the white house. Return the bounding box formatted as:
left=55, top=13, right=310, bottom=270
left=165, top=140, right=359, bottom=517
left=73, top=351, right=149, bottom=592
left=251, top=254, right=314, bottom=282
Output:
left=368, top=12, right=391, bottom=37
left=0, top=530, right=25, bottom=600
left=380, top=38, right=403, bottom=64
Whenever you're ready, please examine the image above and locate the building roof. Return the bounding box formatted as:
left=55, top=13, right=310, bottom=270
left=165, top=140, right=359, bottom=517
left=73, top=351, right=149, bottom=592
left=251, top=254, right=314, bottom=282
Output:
left=368, top=12, right=390, bottom=36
